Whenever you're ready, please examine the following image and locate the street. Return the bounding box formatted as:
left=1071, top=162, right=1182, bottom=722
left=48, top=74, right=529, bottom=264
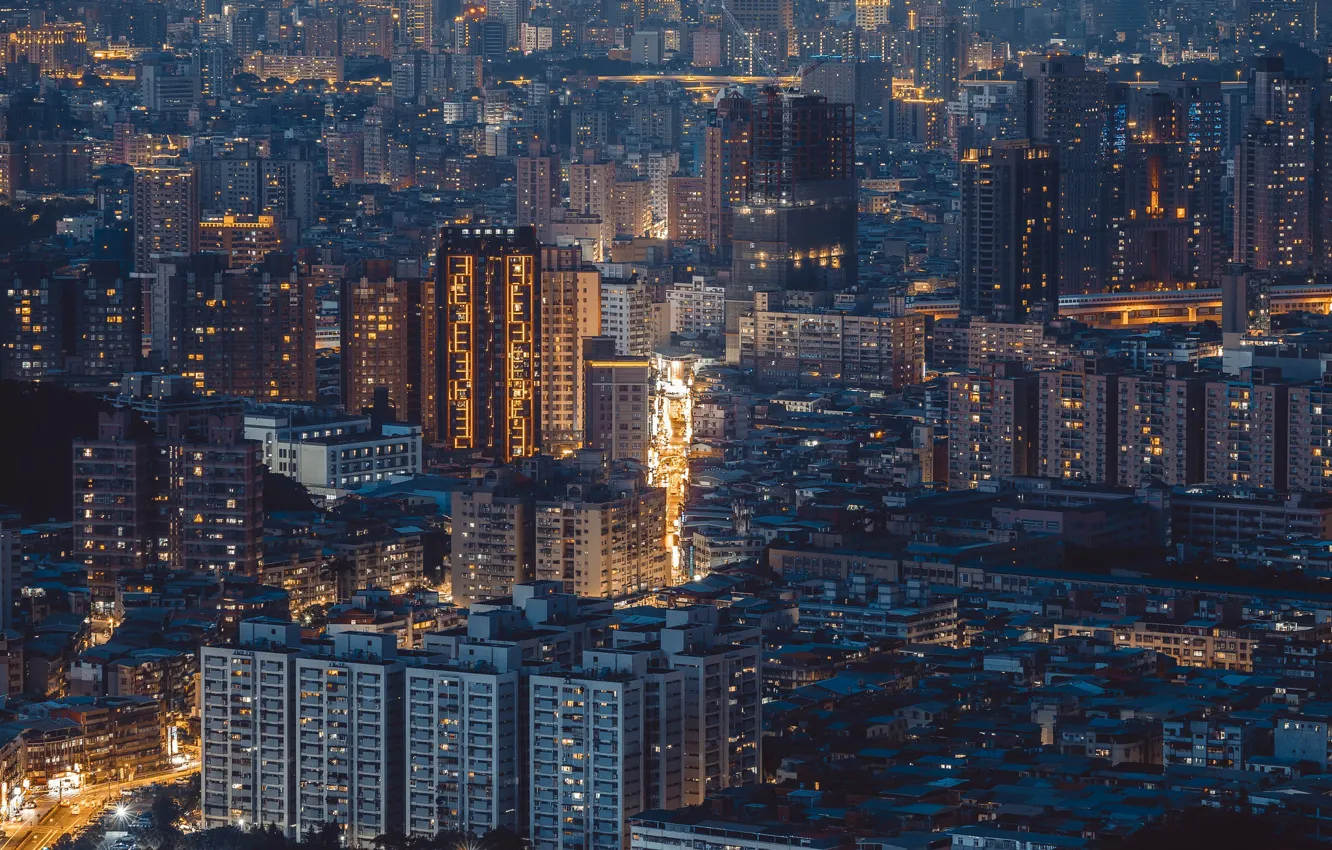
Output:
left=0, top=765, right=200, bottom=850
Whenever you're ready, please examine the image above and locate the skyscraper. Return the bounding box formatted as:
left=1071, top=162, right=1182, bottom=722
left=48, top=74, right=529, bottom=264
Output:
left=1234, top=58, right=1314, bottom=273
left=429, top=226, right=539, bottom=459
left=537, top=246, right=600, bottom=456
left=1023, top=53, right=1108, bottom=294
left=703, top=90, right=752, bottom=255
left=132, top=165, right=199, bottom=274
left=959, top=141, right=1059, bottom=321
left=1316, top=62, right=1332, bottom=274
left=1107, top=82, right=1225, bottom=288
left=914, top=4, right=963, bottom=100
left=727, top=88, right=856, bottom=334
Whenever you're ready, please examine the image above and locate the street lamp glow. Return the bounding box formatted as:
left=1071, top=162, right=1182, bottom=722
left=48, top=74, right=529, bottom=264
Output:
left=115, top=806, right=128, bottom=819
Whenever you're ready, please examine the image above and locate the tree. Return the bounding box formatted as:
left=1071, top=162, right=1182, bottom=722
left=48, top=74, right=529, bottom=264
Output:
left=297, top=821, right=344, bottom=850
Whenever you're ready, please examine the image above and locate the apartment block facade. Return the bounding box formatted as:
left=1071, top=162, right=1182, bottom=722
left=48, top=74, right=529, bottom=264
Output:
left=201, top=585, right=761, bottom=847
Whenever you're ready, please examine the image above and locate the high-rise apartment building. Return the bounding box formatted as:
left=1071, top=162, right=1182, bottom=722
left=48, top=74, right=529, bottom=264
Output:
left=148, top=253, right=226, bottom=371
left=1287, top=375, right=1332, bottom=492
left=1107, top=82, right=1225, bottom=288
left=74, top=412, right=153, bottom=586
left=599, top=279, right=655, bottom=356
left=429, top=226, right=538, bottom=459
left=737, top=309, right=926, bottom=389
left=649, top=609, right=762, bottom=805
left=535, top=475, right=667, bottom=598
left=75, top=383, right=262, bottom=603
left=0, top=259, right=65, bottom=381
left=958, top=141, right=1059, bottom=321
left=66, top=260, right=142, bottom=380
left=178, top=416, right=265, bottom=578
left=724, top=0, right=793, bottom=31
left=202, top=588, right=761, bottom=847
left=200, top=620, right=302, bottom=835
left=1317, top=70, right=1332, bottom=275
left=667, top=176, right=709, bottom=243
left=133, top=165, right=199, bottom=274
left=1037, top=359, right=1119, bottom=484
left=405, top=656, right=523, bottom=837
left=197, top=214, right=285, bottom=268
left=584, top=355, right=652, bottom=464
left=703, top=91, right=753, bottom=255
left=1116, top=364, right=1206, bottom=488
left=201, top=624, right=404, bottom=843
left=529, top=656, right=684, bottom=850
left=395, top=0, right=435, bottom=48
left=340, top=270, right=423, bottom=421
left=1203, top=368, right=1289, bottom=490
left=946, top=363, right=1039, bottom=490
left=449, top=468, right=535, bottom=607
left=180, top=254, right=316, bottom=402
left=666, top=278, right=726, bottom=339
left=914, top=5, right=963, bottom=100
left=1023, top=53, right=1108, bottom=295
left=1244, top=0, right=1316, bottom=54
left=516, top=154, right=560, bottom=242
left=569, top=161, right=617, bottom=258
left=295, top=632, right=405, bottom=844
left=538, top=247, right=601, bottom=455
left=1233, top=58, right=1314, bottom=273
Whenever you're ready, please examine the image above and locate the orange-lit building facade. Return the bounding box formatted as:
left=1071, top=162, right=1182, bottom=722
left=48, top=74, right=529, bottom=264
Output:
left=430, top=226, right=538, bottom=459
left=198, top=214, right=286, bottom=268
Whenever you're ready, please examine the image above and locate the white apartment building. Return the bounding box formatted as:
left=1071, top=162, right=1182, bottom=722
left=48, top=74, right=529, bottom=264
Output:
left=666, top=278, right=725, bottom=339
left=245, top=411, right=422, bottom=497
left=200, top=620, right=303, bottom=835
left=295, top=632, right=405, bottom=844
left=614, top=608, right=763, bottom=805
left=405, top=657, right=523, bottom=837
left=600, top=280, right=655, bottom=356
left=528, top=650, right=684, bottom=850
left=203, top=585, right=762, bottom=849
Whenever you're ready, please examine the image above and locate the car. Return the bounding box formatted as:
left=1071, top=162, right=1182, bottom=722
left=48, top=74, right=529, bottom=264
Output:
left=22, top=802, right=35, bottom=811
left=70, top=805, right=80, bottom=816
left=58, top=800, right=70, bottom=808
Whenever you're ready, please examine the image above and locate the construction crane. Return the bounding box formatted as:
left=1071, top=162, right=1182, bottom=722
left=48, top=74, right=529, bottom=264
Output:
left=717, top=0, right=779, bottom=78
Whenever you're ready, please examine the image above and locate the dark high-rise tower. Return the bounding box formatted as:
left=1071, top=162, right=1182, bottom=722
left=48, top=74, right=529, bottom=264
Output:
left=1314, top=59, right=1332, bottom=274
left=428, top=226, right=539, bottom=460
left=1106, top=82, right=1225, bottom=288
left=704, top=90, right=753, bottom=256
left=1234, top=57, right=1314, bottom=273
left=1023, top=52, right=1108, bottom=294
left=959, top=141, right=1059, bottom=322
left=726, top=88, right=856, bottom=333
